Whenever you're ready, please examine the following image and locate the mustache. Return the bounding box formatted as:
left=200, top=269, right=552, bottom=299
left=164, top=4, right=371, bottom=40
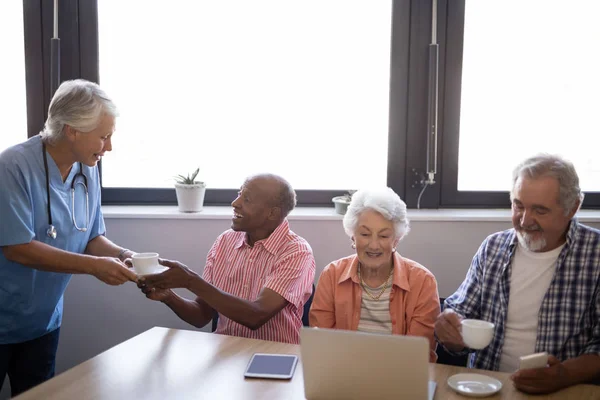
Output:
left=517, top=223, right=543, bottom=232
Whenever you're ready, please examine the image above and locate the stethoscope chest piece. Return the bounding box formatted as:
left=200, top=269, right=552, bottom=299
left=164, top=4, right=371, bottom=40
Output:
left=47, top=225, right=57, bottom=239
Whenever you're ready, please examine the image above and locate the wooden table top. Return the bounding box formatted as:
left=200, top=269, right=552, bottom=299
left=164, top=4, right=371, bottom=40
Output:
left=14, top=327, right=600, bottom=400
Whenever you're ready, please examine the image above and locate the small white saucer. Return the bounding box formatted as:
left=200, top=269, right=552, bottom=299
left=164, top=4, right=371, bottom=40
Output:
left=136, top=265, right=169, bottom=277
left=447, top=373, right=502, bottom=398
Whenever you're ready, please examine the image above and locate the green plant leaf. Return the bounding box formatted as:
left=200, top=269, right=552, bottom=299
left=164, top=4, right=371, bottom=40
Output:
left=174, top=168, right=201, bottom=184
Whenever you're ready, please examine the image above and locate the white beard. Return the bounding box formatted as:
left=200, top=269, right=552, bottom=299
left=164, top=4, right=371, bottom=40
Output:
left=516, top=231, right=547, bottom=252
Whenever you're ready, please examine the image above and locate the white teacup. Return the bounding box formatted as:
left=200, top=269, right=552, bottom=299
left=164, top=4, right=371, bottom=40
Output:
left=461, top=319, right=495, bottom=350
left=131, top=252, right=161, bottom=276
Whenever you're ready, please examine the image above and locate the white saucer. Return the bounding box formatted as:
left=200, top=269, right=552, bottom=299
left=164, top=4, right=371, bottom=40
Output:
left=447, top=373, right=502, bottom=398
left=136, top=265, right=169, bottom=277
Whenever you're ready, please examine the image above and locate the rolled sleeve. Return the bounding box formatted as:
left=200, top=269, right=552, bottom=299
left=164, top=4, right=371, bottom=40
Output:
left=438, top=240, right=488, bottom=356
left=264, top=250, right=315, bottom=309
left=444, top=240, right=486, bottom=320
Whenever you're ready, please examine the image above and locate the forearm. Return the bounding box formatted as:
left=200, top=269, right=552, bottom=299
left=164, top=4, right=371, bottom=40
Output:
left=2, top=240, right=96, bottom=274
left=562, top=354, right=600, bottom=386
left=162, top=291, right=213, bottom=328
left=189, top=278, right=270, bottom=330
left=85, top=235, right=134, bottom=260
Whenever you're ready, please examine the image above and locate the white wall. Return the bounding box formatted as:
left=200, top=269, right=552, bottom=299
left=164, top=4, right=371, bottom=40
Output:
left=59, top=214, right=516, bottom=374
left=2, top=212, right=598, bottom=399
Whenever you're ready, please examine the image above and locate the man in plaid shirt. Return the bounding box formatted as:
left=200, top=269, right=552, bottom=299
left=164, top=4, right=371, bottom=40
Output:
left=435, top=154, right=600, bottom=394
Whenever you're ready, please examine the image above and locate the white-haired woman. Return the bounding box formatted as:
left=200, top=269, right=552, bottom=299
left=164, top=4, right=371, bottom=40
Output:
left=0, top=79, right=138, bottom=397
left=309, top=188, right=440, bottom=362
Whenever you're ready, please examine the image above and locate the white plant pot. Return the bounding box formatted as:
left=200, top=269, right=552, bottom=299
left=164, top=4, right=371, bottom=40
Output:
left=332, top=196, right=351, bottom=215
left=175, top=183, right=207, bottom=213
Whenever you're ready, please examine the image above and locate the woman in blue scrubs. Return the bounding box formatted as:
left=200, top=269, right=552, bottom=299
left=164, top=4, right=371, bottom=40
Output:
left=0, top=79, right=138, bottom=397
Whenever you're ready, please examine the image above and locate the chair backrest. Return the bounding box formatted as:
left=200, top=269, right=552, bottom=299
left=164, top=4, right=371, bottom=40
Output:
left=211, top=283, right=315, bottom=332
left=302, top=284, right=315, bottom=327
left=211, top=309, right=218, bottom=333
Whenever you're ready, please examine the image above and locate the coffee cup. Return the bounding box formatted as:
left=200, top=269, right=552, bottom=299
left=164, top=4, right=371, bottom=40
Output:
left=461, top=319, right=494, bottom=350
left=131, top=252, right=161, bottom=276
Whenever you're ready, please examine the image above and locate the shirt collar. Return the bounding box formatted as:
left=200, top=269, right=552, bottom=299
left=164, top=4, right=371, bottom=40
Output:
left=233, top=219, right=290, bottom=255
left=338, top=252, right=411, bottom=292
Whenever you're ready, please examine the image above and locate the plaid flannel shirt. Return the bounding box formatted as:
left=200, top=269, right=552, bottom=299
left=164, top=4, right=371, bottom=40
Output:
left=444, top=219, right=600, bottom=371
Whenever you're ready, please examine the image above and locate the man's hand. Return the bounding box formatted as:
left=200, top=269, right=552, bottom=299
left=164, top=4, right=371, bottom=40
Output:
left=434, top=308, right=466, bottom=351
left=140, top=259, right=199, bottom=290
left=511, top=355, right=569, bottom=394
left=137, top=281, right=172, bottom=302
left=90, top=257, right=138, bottom=285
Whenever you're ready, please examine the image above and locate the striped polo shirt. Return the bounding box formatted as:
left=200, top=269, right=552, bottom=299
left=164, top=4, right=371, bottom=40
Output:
left=203, top=220, right=315, bottom=344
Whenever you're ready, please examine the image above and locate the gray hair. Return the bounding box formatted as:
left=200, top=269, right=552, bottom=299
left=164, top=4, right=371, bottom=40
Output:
left=272, top=175, right=297, bottom=217
left=511, top=153, right=584, bottom=215
left=40, top=79, right=118, bottom=144
left=343, top=187, right=410, bottom=239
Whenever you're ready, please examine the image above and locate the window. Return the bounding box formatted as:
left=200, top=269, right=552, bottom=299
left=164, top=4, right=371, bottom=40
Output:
left=0, top=1, right=28, bottom=152
left=440, top=0, right=600, bottom=207
left=20, top=0, right=596, bottom=208
left=95, top=1, right=392, bottom=200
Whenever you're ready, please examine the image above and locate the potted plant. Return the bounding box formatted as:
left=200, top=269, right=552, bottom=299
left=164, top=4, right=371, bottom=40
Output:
left=174, top=168, right=207, bottom=212
left=332, top=190, right=356, bottom=215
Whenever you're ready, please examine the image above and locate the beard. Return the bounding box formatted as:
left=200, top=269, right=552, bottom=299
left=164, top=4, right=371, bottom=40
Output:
left=516, top=228, right=547, bottom=252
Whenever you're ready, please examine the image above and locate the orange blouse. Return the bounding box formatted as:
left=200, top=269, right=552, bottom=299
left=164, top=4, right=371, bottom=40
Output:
left=309, top=253, right=440, bottom=362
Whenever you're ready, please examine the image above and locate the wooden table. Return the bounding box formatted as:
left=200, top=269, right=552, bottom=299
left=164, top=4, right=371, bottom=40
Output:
left=15, top=327, right=600, bottom=400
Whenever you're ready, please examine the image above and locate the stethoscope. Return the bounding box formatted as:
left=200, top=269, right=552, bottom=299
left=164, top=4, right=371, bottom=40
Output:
left=42, top=143, right=89, bottom=239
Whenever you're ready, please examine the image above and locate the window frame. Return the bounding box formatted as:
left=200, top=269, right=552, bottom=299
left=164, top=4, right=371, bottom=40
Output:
left=22, top=0, right=45, bottom=139
left=439, top=0, right=600, bottom=209
left=20, top=0, right=598, bottom=209
left=78, top=0, right=411, bottom=206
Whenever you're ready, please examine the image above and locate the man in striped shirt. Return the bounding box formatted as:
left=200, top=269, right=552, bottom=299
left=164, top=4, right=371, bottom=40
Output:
left=140, top=174, right=315, bottom=344
left=435, top=154, right=600, bottom=394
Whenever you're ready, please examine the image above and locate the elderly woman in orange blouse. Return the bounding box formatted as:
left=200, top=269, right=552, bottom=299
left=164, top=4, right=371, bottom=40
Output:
left=309, top=187, right=440, bottom=362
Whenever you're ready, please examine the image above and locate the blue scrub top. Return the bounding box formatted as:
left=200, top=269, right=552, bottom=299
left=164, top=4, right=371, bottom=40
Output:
left=0, top=135, right=105, bottom=344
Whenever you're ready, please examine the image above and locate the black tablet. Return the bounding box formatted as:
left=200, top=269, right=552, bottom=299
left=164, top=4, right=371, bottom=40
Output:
left=244, top=353, right=298, bottom=380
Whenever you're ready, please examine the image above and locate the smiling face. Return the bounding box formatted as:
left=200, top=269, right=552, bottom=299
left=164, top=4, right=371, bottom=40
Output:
left=67, top=113, right=115, bottom=167
left=230, top=176, right=280, bottom=236
left=353, top=209, right=399, bottom=270
left=511, top=175, right=576, bottom=252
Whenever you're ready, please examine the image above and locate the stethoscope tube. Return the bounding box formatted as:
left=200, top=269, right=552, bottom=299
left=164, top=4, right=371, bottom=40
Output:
left=42, top=142, right=89, bottom=239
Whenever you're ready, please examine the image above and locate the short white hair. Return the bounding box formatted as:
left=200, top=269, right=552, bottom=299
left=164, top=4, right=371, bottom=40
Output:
left=40, top=79, right=118, bottom=145
left=511, top=153, right=584, bottom=215
left=343, top=187, right=410, bottom=239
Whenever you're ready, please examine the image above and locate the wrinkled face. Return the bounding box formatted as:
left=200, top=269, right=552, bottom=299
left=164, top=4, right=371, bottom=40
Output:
left=231, top=178, right=276, bottom=233
left=68, top=113, right=115, bottom=167
left=511, top=176, right=575, bottom=252
left=353, top=209, right=399, bottom=270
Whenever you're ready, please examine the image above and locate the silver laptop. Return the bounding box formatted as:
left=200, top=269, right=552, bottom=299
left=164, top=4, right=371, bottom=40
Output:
left=300, top=327, right=436, bottom=400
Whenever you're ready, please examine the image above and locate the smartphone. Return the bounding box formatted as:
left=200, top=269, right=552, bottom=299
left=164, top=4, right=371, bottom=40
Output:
left=518, top=352, right=548, bottom=370
left=244, top=353, right=299, bottom=380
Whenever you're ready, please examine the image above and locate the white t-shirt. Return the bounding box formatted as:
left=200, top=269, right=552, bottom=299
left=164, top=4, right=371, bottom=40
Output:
left=498, top=242, right=565, bottom=372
